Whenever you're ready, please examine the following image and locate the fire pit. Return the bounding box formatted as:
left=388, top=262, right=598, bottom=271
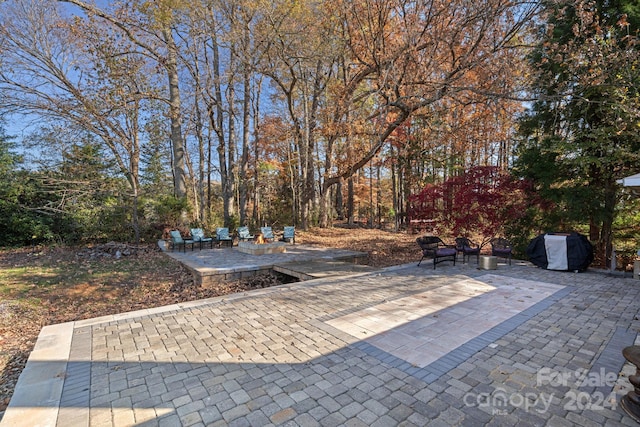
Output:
left=237, top=240, right=287, bottom=255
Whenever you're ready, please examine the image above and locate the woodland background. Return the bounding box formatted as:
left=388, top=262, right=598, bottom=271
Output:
left=1, top=0, right=640, bottom=266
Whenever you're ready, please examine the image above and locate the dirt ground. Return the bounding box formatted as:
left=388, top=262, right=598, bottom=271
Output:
left=0, top=226, right=422, bottom=416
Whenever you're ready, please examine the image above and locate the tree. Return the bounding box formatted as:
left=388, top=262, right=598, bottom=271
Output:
left=516, top=0, right=640, bottom=265
left=59, top=0, right=189, bottom=200
left=255, top=0, right=342, bottom=228
left=0, top=0, right=160, bottom=241
left=0, top=125, right=78, bottom=245
left=176, top=0, right=271, bottom=228
left=407, top=166, right=534, bottom=246
left=316, top=0, right=538, bottom=227
left=0, top=0, right=540, bottom=239
left=0, top=126, right=32, bottom=245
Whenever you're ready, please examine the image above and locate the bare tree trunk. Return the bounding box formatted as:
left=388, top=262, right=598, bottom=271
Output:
left=376, top=162, right=382, bottom=227
left=163, top=27, right=187, bottom=200
left=601, top=180, right=617, bottom=268
left=210, top=31, right=232, bottom=226
left=390, top=142, right=399, bottom=231
left=319, top=189, right=331, bottom=228
left=336, top=178, right=344, bottom=221
left=288, top=139, right=298, bottom=225
left=239, top=66, right=250, bottom=226
left=347, top=176, right=354, bottom=226
left=300, top=87, right=311, bottom=229
left=129, top=109, right=141, bottom=242
left=251, top=77, right=263, bottom=227
left=225, top=64, right=237, bottom=226
left=193, top=73, right=206, bottom=224
left=183, top=141, right=198, bottom=219
left=368, top=160, right=373, bottom=228
left=318, top=132, right=334, bottom=227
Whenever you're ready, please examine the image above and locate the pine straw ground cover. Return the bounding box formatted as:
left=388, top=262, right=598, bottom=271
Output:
left=0, top=226, right=423, bottom=417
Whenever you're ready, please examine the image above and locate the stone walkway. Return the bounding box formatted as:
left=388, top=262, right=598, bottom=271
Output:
left=2, top=259, right=640, bottom=426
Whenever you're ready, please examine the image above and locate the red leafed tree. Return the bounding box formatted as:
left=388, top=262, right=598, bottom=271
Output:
left=408, top=166, right=533, bottom=246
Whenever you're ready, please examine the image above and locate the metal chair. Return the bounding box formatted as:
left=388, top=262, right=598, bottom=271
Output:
left=416, top=236, right=457, bottom=269
left=455, top=237, right=481, bottom=264
left=237, top=226, right=254, bottom=241
left=169, top=230, right=195, bottom=252
left=281, top=226, right=295, bottom=244
left=260, top=226, right=275, bottom=242
left=190, top=228, right=214, bottom=250
left=490, top=237, right=513, bottom=265
left=216, top=227, right=233, bottom=247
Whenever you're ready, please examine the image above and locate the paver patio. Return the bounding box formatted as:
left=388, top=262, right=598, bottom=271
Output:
left=2, top=249, right=639, bottom=426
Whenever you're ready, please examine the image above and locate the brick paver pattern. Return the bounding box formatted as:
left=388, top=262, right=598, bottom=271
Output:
left=36, top=263, right=640, bottom=426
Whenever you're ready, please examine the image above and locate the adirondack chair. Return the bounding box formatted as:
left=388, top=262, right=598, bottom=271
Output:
left=416, top=236, right=457, bottom=269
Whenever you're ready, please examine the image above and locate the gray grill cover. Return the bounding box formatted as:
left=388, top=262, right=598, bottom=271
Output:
left=526, top=232, right=594, bottom=272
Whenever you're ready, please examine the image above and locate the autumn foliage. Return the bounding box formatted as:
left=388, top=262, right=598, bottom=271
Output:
left=408, top=167, right=533, bottom=245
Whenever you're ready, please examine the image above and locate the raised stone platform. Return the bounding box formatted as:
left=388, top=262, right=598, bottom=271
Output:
left=237, top=241, right=287, bottom=255
left=163, top=244, right=369, bottom=286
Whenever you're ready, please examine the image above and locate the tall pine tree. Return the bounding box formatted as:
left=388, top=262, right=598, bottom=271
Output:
left=516, top=0, right=640, bottom=265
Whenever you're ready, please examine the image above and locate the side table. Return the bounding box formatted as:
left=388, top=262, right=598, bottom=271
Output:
left=479, top=255, right=497, bottom=270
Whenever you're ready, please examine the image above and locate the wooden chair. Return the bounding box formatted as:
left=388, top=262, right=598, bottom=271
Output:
left=490, top=237, right=513, bottom=265
left=416, top=236, right=457, bottom=269
left=455, top=237, right=481, bottom=264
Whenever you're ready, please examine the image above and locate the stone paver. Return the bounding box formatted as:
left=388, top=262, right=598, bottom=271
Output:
left=2, top=255, right=640, bottom=426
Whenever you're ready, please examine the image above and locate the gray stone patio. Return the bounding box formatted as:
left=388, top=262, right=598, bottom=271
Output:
left=2, top=252, right=639, bottom=426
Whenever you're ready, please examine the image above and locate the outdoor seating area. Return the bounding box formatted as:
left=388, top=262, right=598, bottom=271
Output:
left=5, top=0, right=640, bottom=424
left=417, top=235, right=513, bottom=269
left=167, top=226, right=297, bottom=252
